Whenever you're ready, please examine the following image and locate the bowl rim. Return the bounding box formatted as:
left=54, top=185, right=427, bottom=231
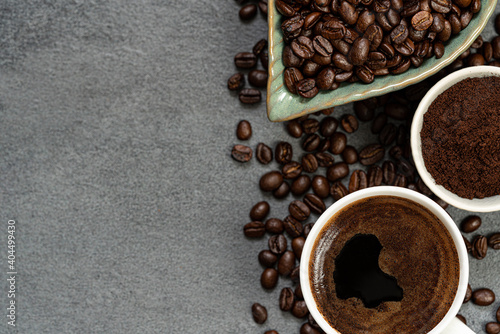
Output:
left=410, top=66, right=500, bottom=212
left=266, top=0, right=498, bottom=122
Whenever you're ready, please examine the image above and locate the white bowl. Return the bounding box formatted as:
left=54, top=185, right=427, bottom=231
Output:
left=410, top=66, right=500, bottom=212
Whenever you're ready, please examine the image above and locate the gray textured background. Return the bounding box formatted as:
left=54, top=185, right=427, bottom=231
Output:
left=0, top=1, right=499, bottom=333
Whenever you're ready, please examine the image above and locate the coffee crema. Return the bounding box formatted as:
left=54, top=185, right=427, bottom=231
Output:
left=309, top=196, right=460, bottom=334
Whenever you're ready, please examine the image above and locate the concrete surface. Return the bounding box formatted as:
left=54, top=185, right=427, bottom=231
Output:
left=0, top=1, right=499, bottom=333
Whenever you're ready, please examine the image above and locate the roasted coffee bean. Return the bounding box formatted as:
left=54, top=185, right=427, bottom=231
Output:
left=379, top=123, right=397, bottom=146
left=464, top=283, right=472, bottom=303
left=289, top=200, right=311, bottom=221
left=335, top=70, right=353, bottom=82
left=456, top=315, right=467, bottom=324
left=327, top=162, right=349, bottom=181
left=315, top=152, right=335, bottom=167
left=303, top=223, right=313, bottom=239
left=269, top=234, right=287, bottom=254
left=303, top=193, right=326, bottom=214
left=273, top=181, right=290, bottom=199
left=330, top=132, right=347, bottom=154
left=349, top=38, right=370, bottom=65
left=431, top=0, right=452, bottom=13
left=253, top=39, right=267, bottom=57
left=342, top=145, right=358, bottom=164
left=493, top=36, right=500, bottom=59
left=300, top=323, right=322, bottom=334
left=389, top=145, right=403, bottom=160
left=284, top=216, right=303, bottom=238
left=489, top=233, right=500, bottom=249
left=259, top=250, right=278, bottom=267
left=472, top=288, right=495, bottom=306
left=472, top=235, right=488, bottom=260
left=302, top=60, right=321, bottom=77
left=248, top=70, right=268, bottom=88
left=320, top=117, right=339, bottom=137
left=467, top=53, right=485, bottom=66
left=290, top=266, right=300, bottom=283
left=384, top=103, right=410, bottom=120
left=282, top=161, right=303, bottom=179
left=357, top=10, right=376, bottom=32
left=485, top=323, right=500, bottom=334
left=235, top=52, right=257, bottom=69
left=228, top=72, right=245, bottom=91
left=296, top=78, right=319, bottom=98
left=382, top=160, right=396, bottom=184
left=438, top=20, right=452, bottom=41
left=283, top=46, right=303, bottom=68
left=261, top=268, right=278, bottom=289
left=371, top=112, right=388, bottom=134
left=240, top=4, right=257, bottom=20
left=236, top=120, right=252, bottom=140
left=276, top=0, right=296, bottom=16
left=412, top=11, right=434, bottom=30
left=244, top=221, right=266, bottom=238
left=393, top=173, right=408, bottom=187
left=461, top=215, right=481, bottom=233
left=292, top=236, right=305, bottom=259
left=260, top=49, right=269, bottom=68
left=341, top=114, right=359, bottom=133
left=321, top=17, right=346, bottom=40
left=276, top=141, right=293, bottom=164
left=301, top=153, right=319, bottom=173
left=354, top=101, right=375, bottom=121
left=291, top=175, right=311, bottom=195
left=301, top=134, right=320, bottom=152
left=316, top=138, right=331, bottom=153
left=265, top=218, right=284, bottom=234
left=359, top=144, right=385, bottom=165
left=278, top=251, right=296, bottom=276
left=292, top=36, right=315, bottom=59
left=287, top=120, right=303, bottom=138
left=302, top=119, right=320, bottom=134
left=232, top=144, right=253, bottom=162
left=313, top=35, right=334, bottom=57
left=332, top=53, right=354, bottom=72
left=340, top=1, right=358, bottom=25
left=260, top=171, right=284, bottom=192
left=471, top=35, right=483, bottom=49
left=239, top=88, right=261, bottom=104
left=368, top=165, right=383, bottom=186
left=330, top=181, right=348, bottom=200
left=279, top=287, right=295, bottom=311
left=294, top=284, right=303, bottom=300
left=482, top=42, right=493, bottom=62
left=284, top=68, right=304, bottom=94
left=252, top=303, right=267, bottom=324
left=292, top=300, right=309, bottom=318
left=349, top=170, right=368, bottom=193
left=463, top=235, right=472, bottom=253
left=312, top=175, right=330, bottom=198
left=366, top=24, right=384, bottom=51
left=256, top=143, right=273, bottom=164
left=250, top=201, right=270, bottom=221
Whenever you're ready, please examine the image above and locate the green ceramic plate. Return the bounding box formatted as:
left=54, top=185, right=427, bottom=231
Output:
left=266, top=0, right=498, bottom=122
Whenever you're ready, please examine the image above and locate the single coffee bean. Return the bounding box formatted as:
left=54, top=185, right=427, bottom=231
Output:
left=394, top=173, right=408, bottom=187
left=232, top=144, right=253, bottom=162
left=303, top=134, right=321, bottom=152
left=349, top=38, right=370, bottom=65
left=464, top=283, right=472, bottom=303
left=301, top=153, right=319, bottom=173
left=236, top=120, right=252, bottom=140
left=303, top=193, right=326, bottom=214
left=371, top=112, right=388, bottom=134
left=341, top=114, right=359, bottom=133
left=291, top=175, right=311, bottom=195
left=292, top=236, right=306, bottom=259
left=320, top=117, right=339, bottom=137
left=287, top=119, right=303, bottom=138
left=253, top=39, right=267, bottom=56
left=239, top=88, right=261, bottom=104
left=289, top=200, right=311, bottom=221
left=330, top=181, right=349, bottom=200
left=292, top=300, right=309, bottom=318
left=235, top=52, right=257, bottom=69
left=303, top=223, right=313, bottom=239
left=300, top=323, right=322, bottom=334
left=276, top=141, right=293, bottom=164
left=327, top=162, right=349, bottom=182
left=382, top=160, right=396, bottom=184
left=292, top=36, right=315, bottom=59
left=489, top=233, right=500, bottom=249
left=250, top=201, right=270, bottom=221
left=389, top=145, right=403, bottom=160
left=412, top=11, right=434, bottom=30
left=311, top=175, right=330, bottom=198
left=275, top=0, right=296, bottom=16
left=384, top=103, right=410, bottom=120
left=282, top=161, right=303, bottom=179
left=315, top=152, right=335, bottom=167
left=261, top=268, right=278, bottom=289
left=472, top=235, right=488, bottom=259
left=228, top=72, right=245, bottom=91
left=265, top=218, right=284, bottom=234
left=313, top=35, right=333, bottom=56
left=295, top=285, right=303, bottom=300
left=379, top=123, right=397, bottom=146
left=461, top=215, right=481, bottom=233
left=248, top=70, right=268, bottom=88
left=279, top=287, right=295, bottom=311
left=332, top=53, right=354, bottom=72
left=321, top=17, right=346, bottom=40
left=244, top=221, right=266, bottom=238
left=463, top=235, right=472, bottom=253
left=256, top=143, right=273, bottom=164
left=283, top=215, right=303, bottom=238
left=316, top=137, right=331, bottom=153
left=359, top=144, right=385, bottom=165
left=269, top=234, right=287, bottom=255
left=456, top=314, right=467, bottom=324
left=260, top=171, right=284, bottom=192
left=367, top=165, right=383, bottom=187
left=472, top=288, right=495, bottom=306
left=273, top=181, right=290, bottom=199
left=252, top=303, right=267, bottom=324
left=302, top=119, right=320, bottom=134
left=486, top=323, right=500, bottom=334
left=354, top=101, right=375, bottom=121
left=296, top=78, right=319, bottom=98
left=284, top=67, right=304, bottom=95
left=342, top=145, right=358, bottom=164
left=258, top=250, right=278, bottom=267
left=349, top=170, right=368, bottom=193
left=278, top=251, right=296, bottom=276
left=240, top=4, right=257, bottom=20
left=330, top=132, right=347, bottom=154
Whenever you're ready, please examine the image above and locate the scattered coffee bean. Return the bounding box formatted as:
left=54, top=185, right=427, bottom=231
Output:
left=258, top=249, right=278, bottom=268
left=302, top=153, right=319, bottom=173
left=289, top=200, right=311, bottom=221
left=228, top=72, right=245, bottom=91
left=456, top=314, right=467, bottom=324
left=239, top=88, right=261, bottom=104
left=341, top=114, right=359, bottom=133
left=486, top=323, right=500, bottom=334
left=349, top=170, right=368, bottom=193
left=292, top=236, right=305, bottom=259
left=292, top=300, right=309, bottom=318
left=341, top=146, right=358, bottom=164
left=371, top=112, right=388, bottom=134
left=287, top=120, right=303, bottom=138
left=472, top=235, right=488, bottom=260
left=291, top=175, right=311, bottom=195
left=237, top=120, right=252, bottom=140
left=312, top=175, right=331, bottom=198
left=232, top=144, right=253, bottom=162
left=461, top=215, right=481, bottom=233
left=368, top=165, right=383, bottom=187
left=244, top=221, right=266, bottom=238
left=279, top=287, right=295, bottom=311
left=269, top=234, right=287, bottom=255
left=250, top=201, right=270, bottom=221
left=278, top=251, right=296, bottom=276
left=261, top=267, right=279, bottom=289
left=252, top=303, right=267, bottom=324
left=382, top=161, right=397, bottom=184
left=463, top=235, right=472, bottom=253
left=320, top=117, right=339, bottom=137
left=294, top=285, right=303, bottom=300
left=302, top=119, right=320, bottom=134
left=240, top=4, right=258, bottom=20
left=300, top=323, right=322, bottom=334
left=303, top=193, right=326, bottom=214
left=472, top=288, right=495, bottom=306
left=276, top=141, right=293, bottom=164
left=315, top=152, right=335, bottom=167
left=248, top=69, right=268, bottom=88
left=497, top=304, right=500, bottom=322
left=260, top=171, right=284, bottom=192
left=273, top=181, right=290, bottom=199
left=265, top=218, right=284, bottom=234
left=303, top=134, right=321, bottom=152
left=283, top=215, right=303, bottom=238
left=488, top=233, right=500, bottom=249
left=330, top=132, right=347, bottom=154
left=464, top=283, right=472, bottom=303
left=359, top=144, right=385, bottom=166
left=331, top=181, right=349, bottom=200
left=256, top=143, right=273, bottom=164
left=282, top=161, right=303, bottom=179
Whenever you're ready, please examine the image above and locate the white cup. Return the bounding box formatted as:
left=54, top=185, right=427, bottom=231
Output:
left=300, top=186, right=474, bottom=334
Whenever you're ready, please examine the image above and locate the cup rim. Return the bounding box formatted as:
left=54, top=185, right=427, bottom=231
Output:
left=410, top=66, right=500, bottom=212
left=300, top=187, right=469, bottom=334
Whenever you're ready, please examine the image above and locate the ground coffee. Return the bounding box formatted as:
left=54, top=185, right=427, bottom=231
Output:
left=421, top=76, right=500, bottom=199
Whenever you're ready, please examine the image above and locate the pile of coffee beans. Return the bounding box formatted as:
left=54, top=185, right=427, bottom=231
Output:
left=276, top=0, right=481, bottom=97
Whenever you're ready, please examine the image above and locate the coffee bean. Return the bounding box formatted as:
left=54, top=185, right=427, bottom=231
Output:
left=371, top=112, right=388, bottom=134
left=330, top=132, right=347, bottom=154
left=282, top=161, right=303, bottom=179
left=354, top=101, right=375, bottom=121
left=303, top=223, right=313, bottom=239
left=489, top=233, right=500, bottom=249
left=379, top=123, right=397, bottom=146
left=265, top=218, right=284, bottom=234
left=284, top=216, right=303, bottom=238
left=456, top=314, right=467, bottom=324
left=248, top=70, right=268, bottom=88
left=284, top=68, right=304, bottom=95
left=302, top=119, right=320, bottom=134
left=461, top=215, right=481, bottom=233
left=228, top=72, right=245, bottom=91
left=291, top=175, right=311, bottom=195
left=273, top=181, right=290, bottom=199
left=289, top=200, right=311, bottom=221
left=269, top=234, right=287, bottom=255
left=239, top=88, right=261, bottom=104
left=367, top=165, right=383, bottom=187
left=472, top=288, right=495, bottom=306
left=327, top=162, right=349, bottom=181
left=256, top=143, right=273, bottom=164
left=253, top=39, right=267, bottom=57
left=472, top=235, right=488, bottom=259
left=349, top=38, right=370, bottom=65
left=303, top=134, right=321, bottom=152
left=312, top=175, right=330, bottom=198
left=342, top=146, right=358, bottom=164
left=276, top=0, right=296, bottom=16
left=303, top=193, right=326, bottom=214
left=412, top=11, right=433, bottom=31
left=244, top=221, right=266, bottom=238
left=278, top=251, right=296, bottom=276
left=463, top=235, right=472, bottom=253
left=294, top=285, right=303, bottom=300
left=384, top=103, right=410, bottom=120
left=300, top=323, right=322, bottom=334
left=486, top=323, right=500, bottom=334
left=320, top=117, right=339, bottom=137
left=250, top=201, right=270, bottom=221
left=232, top=144, right=253, bottom=162
left=359, top=144, right=385, bottom=165
left=349, top=170, right=368, bottom=193
left=301, top=153, right=319, bottom=173
left=464, top=283, right=472, bottom=303
left=292, top=236, right=306, bottom=259
left=315, top=152, right=335, bottom=167
left=330, top=181, right=348, bottom=200
left=259, top=250, right=278, bottom=267
left=235, top=52, right=257, bottom=69
left=296, top=78, right=319, bottom=98
left=431, top=0, right=452, bottom=13
left=252, top=303, right=267, bottom=324
left=276, top=141, right=293, bottom=164
left=261, top=267, right=279, bottom=289
left=321, top=17, right=346, bottom=40
left=279, top=287, right=295, bottom=311
left=260, top=171, right=284, bottom=192
left=240, top=4, right=257, bottom=20
left=237, top=120, right=252, bottom=140
left=341, top=114, right=359, bottom=133
left=292, top=300, right=309, bottom=318
left=292, top=36, right=315, bottom=59
left=286, top=120, right=303, bottom=139
left=382, top=160, right=396, bottom=184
